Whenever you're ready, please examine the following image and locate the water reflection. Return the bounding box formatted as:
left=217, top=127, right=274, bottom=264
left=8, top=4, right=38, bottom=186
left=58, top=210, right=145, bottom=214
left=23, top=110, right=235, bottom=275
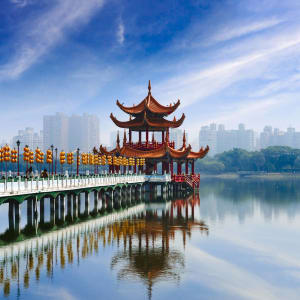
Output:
left=0, top=193, right=206, bottom=298
left=111, top=196, right=208, bottom=299
left=200, top=178, right=300, bottom=221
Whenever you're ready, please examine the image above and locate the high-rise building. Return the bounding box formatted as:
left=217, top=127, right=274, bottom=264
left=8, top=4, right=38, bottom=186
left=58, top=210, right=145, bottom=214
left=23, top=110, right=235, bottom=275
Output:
left=43, top=113, right=100, bottom=152
left=12, top=128, right=43, bottom=150
left=199, top=123, right=255, bottom=156
left=199, top=124, right=217, bottom=156
left=43, top=113, right=68, bottom=151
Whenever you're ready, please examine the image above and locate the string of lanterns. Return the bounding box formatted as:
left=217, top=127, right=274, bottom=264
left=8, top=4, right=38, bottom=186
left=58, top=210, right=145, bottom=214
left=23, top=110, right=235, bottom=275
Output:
left=0, top=144, right=146, bottom=175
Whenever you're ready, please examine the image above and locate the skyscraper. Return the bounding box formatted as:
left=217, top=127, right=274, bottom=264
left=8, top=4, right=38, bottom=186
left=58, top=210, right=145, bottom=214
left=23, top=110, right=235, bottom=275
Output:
left=43, top=113, right=100, bottom=152
left=12, top=128, right=43, bottom=150
left=43, top=113, right=69, bottom=151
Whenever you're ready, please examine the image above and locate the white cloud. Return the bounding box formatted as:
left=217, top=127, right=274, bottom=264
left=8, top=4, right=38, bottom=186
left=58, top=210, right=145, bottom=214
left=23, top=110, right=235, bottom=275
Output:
left=117, top=21, right=125, bottom=45
left=0, top=0, right=105, bottom=80
left=210, top=18, right=283, bottom=44
left=10, top=0, right=31, bottom=7
left=186, top=246, right=299, bottom=300
left=32, top=285, right=78, bottom=300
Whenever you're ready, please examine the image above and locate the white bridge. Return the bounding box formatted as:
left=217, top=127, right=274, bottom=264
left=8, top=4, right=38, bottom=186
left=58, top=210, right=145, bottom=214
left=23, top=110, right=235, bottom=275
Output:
left=0, top=174, right=172, bottom=198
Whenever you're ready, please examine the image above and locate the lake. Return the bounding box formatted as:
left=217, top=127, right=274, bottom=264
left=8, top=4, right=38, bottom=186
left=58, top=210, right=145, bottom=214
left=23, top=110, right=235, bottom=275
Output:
left=0, top=178, right=299, bottom=300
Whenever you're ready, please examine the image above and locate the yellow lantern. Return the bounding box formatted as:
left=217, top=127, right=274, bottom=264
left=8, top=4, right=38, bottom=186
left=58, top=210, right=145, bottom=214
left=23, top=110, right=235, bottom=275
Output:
left=60, top=151, right=66, bottom=164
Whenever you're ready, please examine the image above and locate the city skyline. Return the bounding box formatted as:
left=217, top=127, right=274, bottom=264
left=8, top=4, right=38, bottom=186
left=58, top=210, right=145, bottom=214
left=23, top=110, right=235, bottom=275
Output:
left=1, top=1, right=300, bottom=144
left=3, top=120, right=300, bottom=153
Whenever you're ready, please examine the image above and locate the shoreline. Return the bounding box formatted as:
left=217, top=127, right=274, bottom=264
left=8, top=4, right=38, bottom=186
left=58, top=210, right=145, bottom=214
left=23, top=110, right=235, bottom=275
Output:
left=200, top=173, right=300, bottom=180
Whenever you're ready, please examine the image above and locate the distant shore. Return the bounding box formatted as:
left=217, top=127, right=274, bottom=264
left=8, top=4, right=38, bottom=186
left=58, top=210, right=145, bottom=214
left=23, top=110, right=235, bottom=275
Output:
left=200, top=173, right=300, bottom=180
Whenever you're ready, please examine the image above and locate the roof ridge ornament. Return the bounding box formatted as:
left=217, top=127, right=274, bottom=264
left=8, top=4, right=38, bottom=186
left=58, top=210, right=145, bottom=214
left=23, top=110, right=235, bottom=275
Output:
left=116, top=131, right=120, bottom=148
left=148, top=80, right=151, bottom=94
left=183, top=130, right=186, bottom=148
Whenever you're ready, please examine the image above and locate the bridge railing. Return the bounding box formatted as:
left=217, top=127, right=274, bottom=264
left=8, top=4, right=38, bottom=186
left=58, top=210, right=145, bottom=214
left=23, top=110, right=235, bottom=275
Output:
left=0, top=174, right=147, bottom=196
left=145, top=174, right=171, bottom=182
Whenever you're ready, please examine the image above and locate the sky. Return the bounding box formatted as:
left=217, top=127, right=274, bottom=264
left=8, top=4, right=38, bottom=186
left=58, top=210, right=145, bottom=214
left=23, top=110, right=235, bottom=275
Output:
left=0, top=0, right=300, bottom=146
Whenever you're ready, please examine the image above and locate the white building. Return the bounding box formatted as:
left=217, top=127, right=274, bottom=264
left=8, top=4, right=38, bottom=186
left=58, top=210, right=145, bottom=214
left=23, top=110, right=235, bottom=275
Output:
left=12, top=128, right=43, bottom=150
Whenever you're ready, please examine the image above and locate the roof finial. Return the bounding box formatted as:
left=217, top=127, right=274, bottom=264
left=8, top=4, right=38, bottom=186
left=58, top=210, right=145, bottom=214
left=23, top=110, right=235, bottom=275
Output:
left=148, top=80, right=151, bottom=94
left=116, top=131, right=120, bottom=148
left=123, top=129, right=127, bottom=146
left=183, top=130, right=186, bottom=148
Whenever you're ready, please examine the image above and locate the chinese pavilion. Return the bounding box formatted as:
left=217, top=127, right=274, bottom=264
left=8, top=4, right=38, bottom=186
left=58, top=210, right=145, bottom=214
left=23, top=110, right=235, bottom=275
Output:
left=98, top=81, right=209, bottom=189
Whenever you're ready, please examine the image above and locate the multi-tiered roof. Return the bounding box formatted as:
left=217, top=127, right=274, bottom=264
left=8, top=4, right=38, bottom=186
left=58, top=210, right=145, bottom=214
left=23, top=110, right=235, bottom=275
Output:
left=98, top=81, right=209, bottom=160
left=110, top=81, right=184, bottom=131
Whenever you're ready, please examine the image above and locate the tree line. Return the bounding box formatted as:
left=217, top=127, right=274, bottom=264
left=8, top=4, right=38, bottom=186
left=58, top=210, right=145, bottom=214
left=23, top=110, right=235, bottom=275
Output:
left=195, top=146, right=300, bottom=174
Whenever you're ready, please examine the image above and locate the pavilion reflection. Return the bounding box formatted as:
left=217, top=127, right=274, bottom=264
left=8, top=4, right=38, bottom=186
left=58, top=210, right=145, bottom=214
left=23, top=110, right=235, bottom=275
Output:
left=0, top=193, right=208, bottom=298
left=111, top=194, right=208, bottom=299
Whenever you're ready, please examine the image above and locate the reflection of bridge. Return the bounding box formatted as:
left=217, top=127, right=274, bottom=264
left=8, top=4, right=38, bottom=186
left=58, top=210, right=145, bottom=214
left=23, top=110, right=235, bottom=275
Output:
left=0, top=191, right=207, bottom=298
left=0, top=173, right=177, bottom=237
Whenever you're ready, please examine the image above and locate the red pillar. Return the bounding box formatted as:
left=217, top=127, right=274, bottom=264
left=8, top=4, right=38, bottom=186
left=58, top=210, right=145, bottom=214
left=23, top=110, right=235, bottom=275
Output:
left=177, top=162, right=181, bottom=175
left=139, top=131, right=142, bottom=144
left=192, top=160, right=195, bottom=175
left=185, top=161, right=188, bottom=174
left=170, top=160, right=173, bottom=176
left=146, top=129, right=149, bottom=144
left=134, top=164, right=137, bottom=174
left=162, top=131, right=165, bottom=143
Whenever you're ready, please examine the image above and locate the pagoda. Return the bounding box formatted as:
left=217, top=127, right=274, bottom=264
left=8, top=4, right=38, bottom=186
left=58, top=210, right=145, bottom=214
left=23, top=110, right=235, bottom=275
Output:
left=98, top=81, right=209, bottom=189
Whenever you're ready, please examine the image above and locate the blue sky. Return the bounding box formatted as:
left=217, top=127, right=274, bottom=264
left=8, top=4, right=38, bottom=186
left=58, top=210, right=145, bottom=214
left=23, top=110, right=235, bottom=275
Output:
left=0, top=0, right=300, bottom=146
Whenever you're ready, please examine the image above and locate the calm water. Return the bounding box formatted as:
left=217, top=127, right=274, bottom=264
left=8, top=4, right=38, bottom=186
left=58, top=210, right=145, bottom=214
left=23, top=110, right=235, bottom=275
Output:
left=0, top=178, right=300, bottom=299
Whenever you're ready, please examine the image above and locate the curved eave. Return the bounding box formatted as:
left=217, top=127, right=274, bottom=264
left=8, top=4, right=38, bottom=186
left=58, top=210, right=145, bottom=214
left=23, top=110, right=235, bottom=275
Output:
left=166, top=144, right=191, bottom=159
left=110, top=113, right=144, bottom=128
left=187, top=145, right=209, bottom=159
left=99, top=145, right=120, bottom=155
left=110, top=113, right=185, bottom=129
left=120, top=144, right=166, bottom=158
left=116, top=96, right=180, bottom=116
left=146, top=95, right=180, bottom=115
left=119, top=143, right=191, bottom=159
left=116, top=99, right=146, bottom=115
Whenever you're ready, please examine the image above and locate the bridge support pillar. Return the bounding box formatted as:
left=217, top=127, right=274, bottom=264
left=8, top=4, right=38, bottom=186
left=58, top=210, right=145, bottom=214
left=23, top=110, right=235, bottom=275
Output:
left=33, top=196, right=38, bottom=221
left=73, top=194, right=78, bottom=219
left=67, top=194, right=72, bottom=220
left=27, top=198, right=33, bottom=227
left=55, top=196, right=59, bottom=222
left=14, top=202, right=21, bottom=234
left=8, top=201, right=14, bottom=232
left=50, top=197, right=55, bottom=226
left=85, top=192, right=89, bottom=216
left=77, top=194, right=81, bottom=217
left=60, top=195, right=65, bottom=222
left=40, top=198, right=45, bottom=224
left=94, top=191, right=98, bottom=213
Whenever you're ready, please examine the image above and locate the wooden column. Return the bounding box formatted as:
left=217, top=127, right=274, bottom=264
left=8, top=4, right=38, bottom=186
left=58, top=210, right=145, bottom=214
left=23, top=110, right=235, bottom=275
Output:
left=177, top=161, right=181, bottom=175
left=162, top=131, right=165, bottom=143
left=192, top=160, right=195, bottom=175
left=139, top=131, right=142, bottom=143
left=170, top=160, right=173, bottom=176
left=146, top=129, right=149, bottom=144
left=129, top=129, right=132, bottom=144
left=185, top=161, right=188, bottom=174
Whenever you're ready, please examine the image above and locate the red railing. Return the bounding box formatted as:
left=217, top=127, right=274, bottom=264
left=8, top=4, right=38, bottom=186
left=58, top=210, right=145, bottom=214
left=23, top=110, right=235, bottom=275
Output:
left=125, top=141, right=175, bottom=151
left=172, top=174, right=200, bottom=189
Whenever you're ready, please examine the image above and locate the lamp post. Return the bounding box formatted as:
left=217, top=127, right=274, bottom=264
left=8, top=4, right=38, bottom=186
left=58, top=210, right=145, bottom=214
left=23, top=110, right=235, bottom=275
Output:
left=51, top=145, right=54, bottom=175
left=55, top=148, right=57, bottom=175
left=16, top=140, right=20, bottom=176
left=77, top=148, right=80, bottom=176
